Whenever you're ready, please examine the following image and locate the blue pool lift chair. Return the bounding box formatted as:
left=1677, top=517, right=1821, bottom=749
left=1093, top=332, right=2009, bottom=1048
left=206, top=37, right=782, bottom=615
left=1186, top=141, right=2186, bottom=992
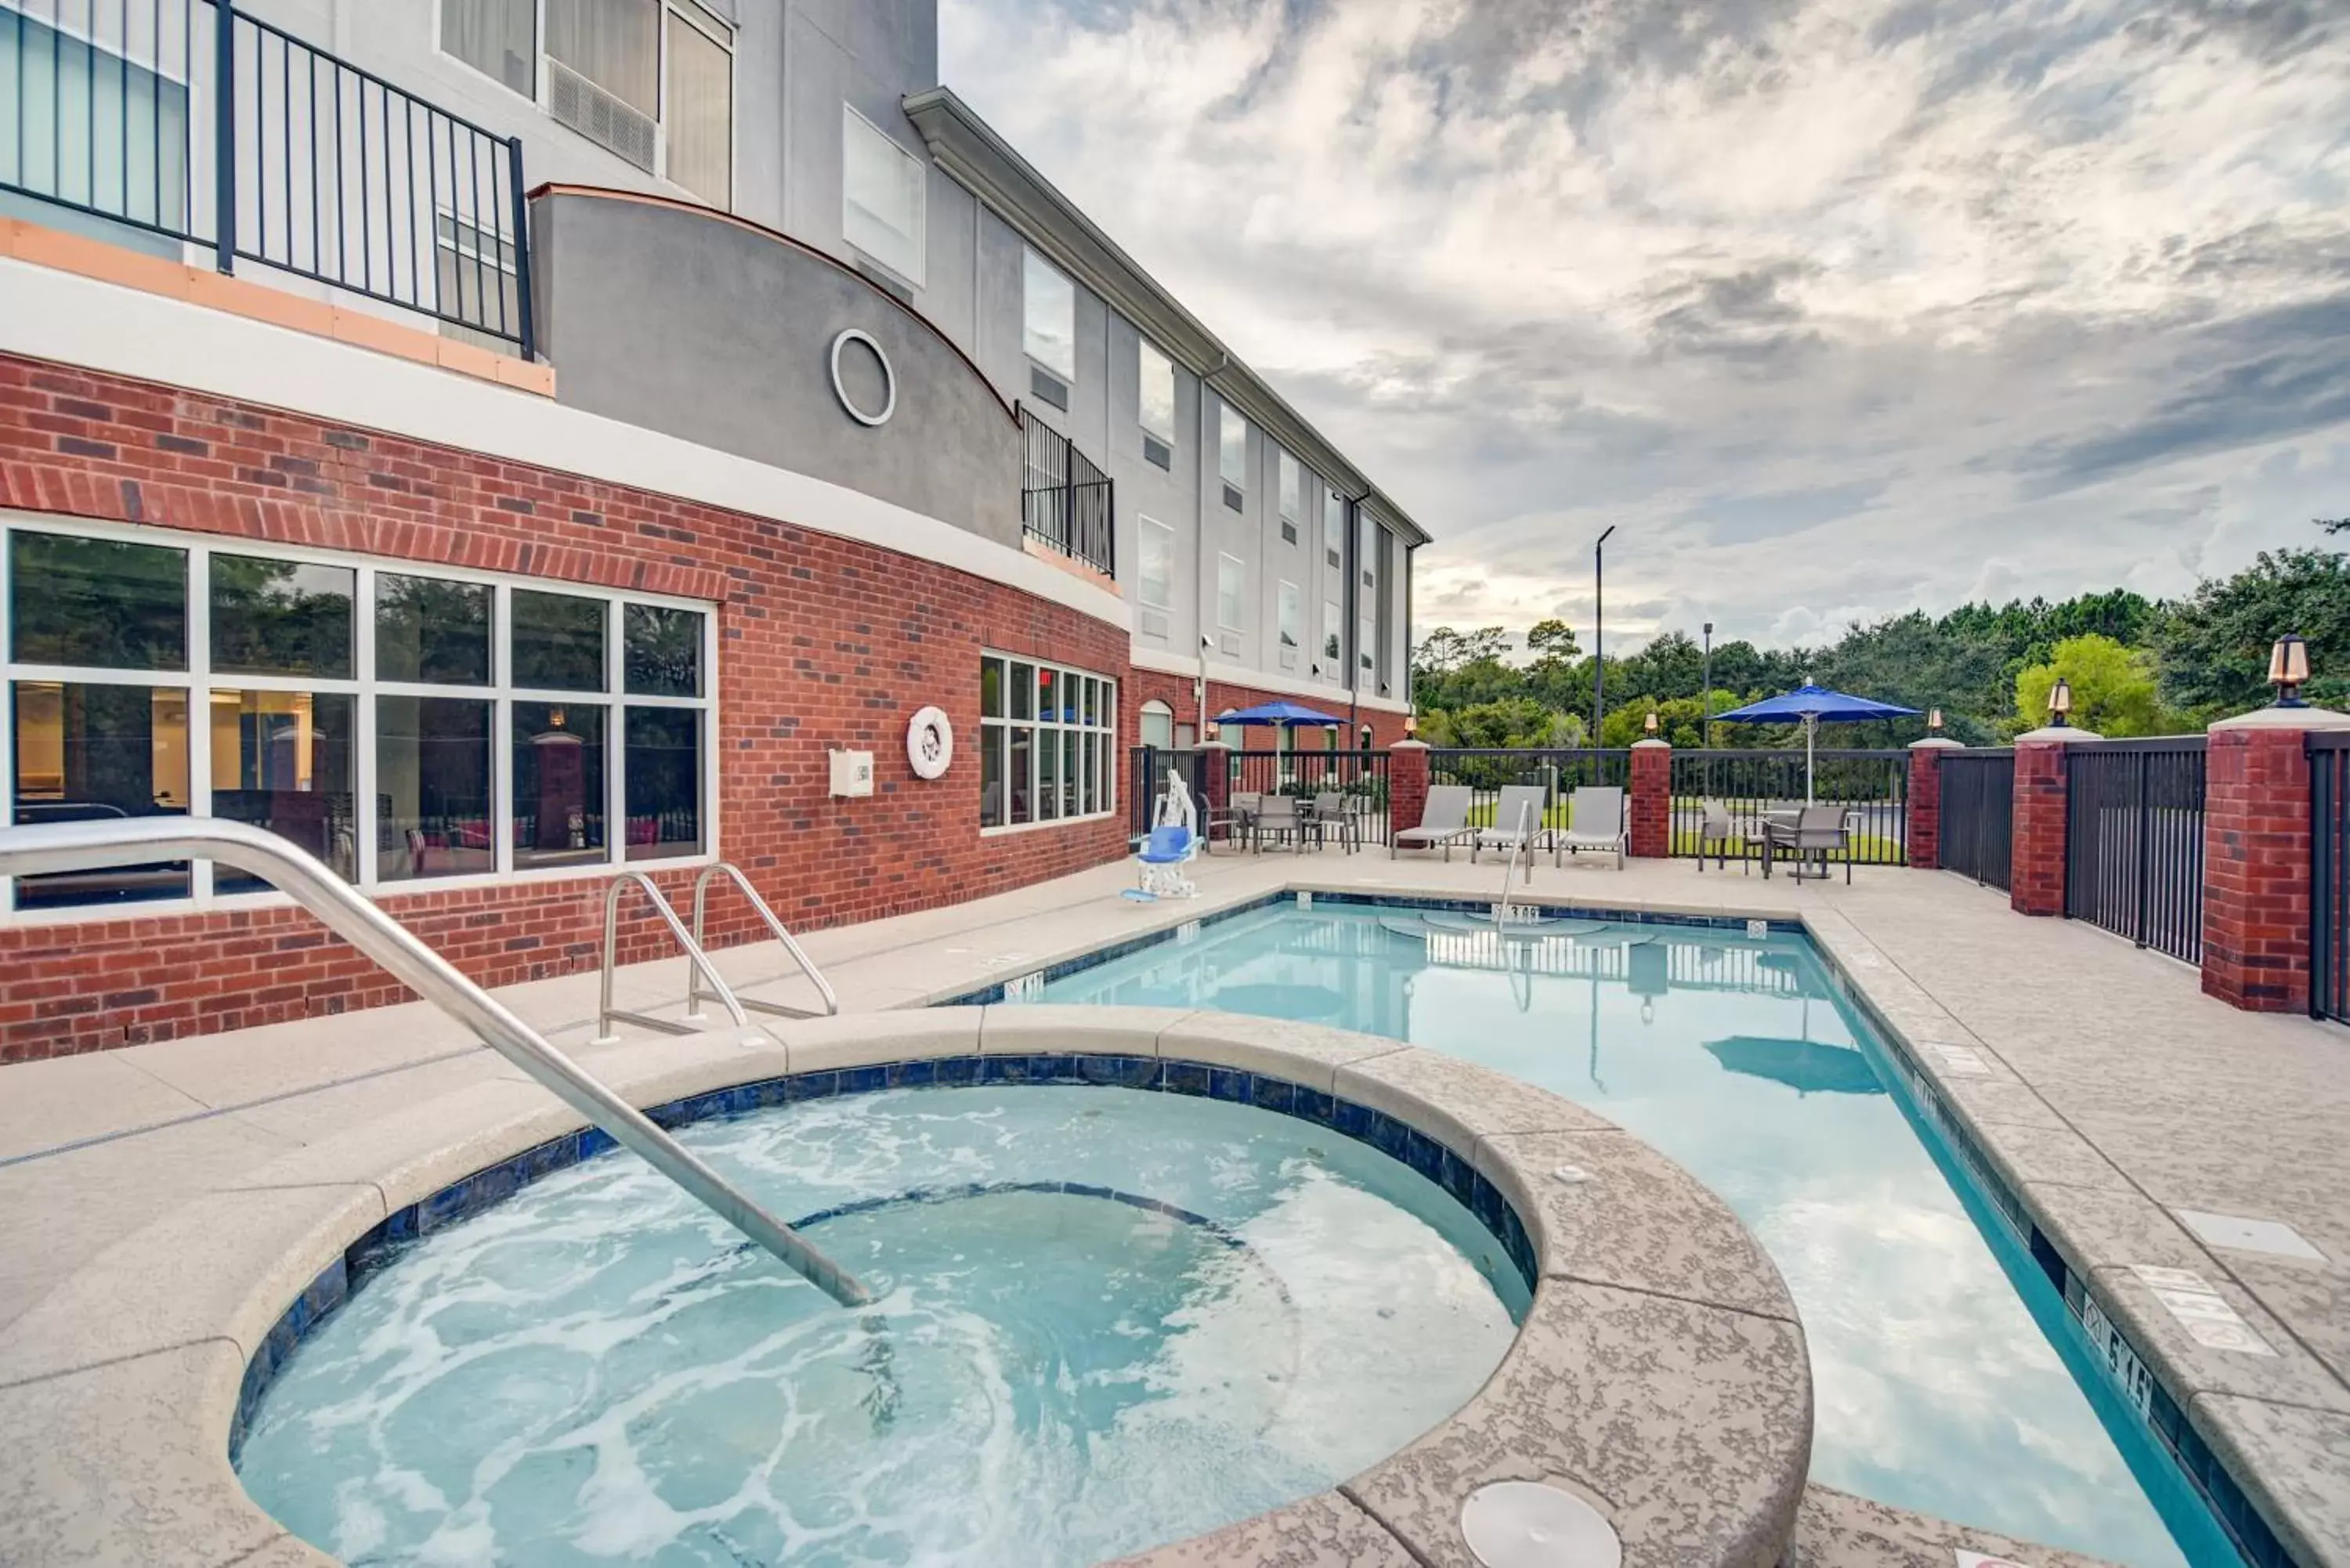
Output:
left=1133, top=771, right=1201, bottom=899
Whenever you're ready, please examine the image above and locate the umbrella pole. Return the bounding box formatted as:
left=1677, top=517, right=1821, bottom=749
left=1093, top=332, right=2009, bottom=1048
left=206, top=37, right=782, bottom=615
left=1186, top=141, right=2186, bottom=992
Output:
left=1806, top=715, right=1817, bottom=803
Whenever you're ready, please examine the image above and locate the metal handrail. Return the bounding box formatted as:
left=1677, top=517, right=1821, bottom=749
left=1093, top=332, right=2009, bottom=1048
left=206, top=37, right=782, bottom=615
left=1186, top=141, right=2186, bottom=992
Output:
left=597, top=872, right=748, bottom=1046
left=0, top=818, right=867, bottom=1307
left=689, top=864, right=840, bottom=1021
left=1495, top=799, right=1535, bottom=919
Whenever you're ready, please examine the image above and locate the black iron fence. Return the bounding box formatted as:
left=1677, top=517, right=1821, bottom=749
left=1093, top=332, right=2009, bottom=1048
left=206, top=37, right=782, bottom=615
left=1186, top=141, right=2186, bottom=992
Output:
left=1666, top=750, right=1908, bottom=865
left=2063, top=738, right=2205, bottom=964
left=1940, top=749, right=2015, bottom=891
left=1426, top=748, right=1629, bottom=831
left=2310, top=733, right=2350, bottom=1022
left=1130, top=747, right=1390, bottom=847
left=2, top=0, right=534, bottom=353
left=1020, top=407, right=1115, bottom=576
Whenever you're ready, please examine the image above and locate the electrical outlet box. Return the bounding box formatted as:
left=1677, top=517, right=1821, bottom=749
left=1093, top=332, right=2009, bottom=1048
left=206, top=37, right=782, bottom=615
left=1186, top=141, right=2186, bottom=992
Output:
left=830, top=750, right=875, bottom=798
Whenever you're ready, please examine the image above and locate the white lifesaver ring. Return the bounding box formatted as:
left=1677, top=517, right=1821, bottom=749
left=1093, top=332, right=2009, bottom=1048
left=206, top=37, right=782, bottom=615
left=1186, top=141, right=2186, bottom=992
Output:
left=907, top=706, right=954, bottom=779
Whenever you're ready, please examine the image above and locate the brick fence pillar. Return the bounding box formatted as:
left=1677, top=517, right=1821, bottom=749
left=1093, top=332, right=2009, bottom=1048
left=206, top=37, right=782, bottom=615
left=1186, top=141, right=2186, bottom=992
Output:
left=2202, top=707, right=2350, bottom=1011
left=1200, top=736, right=1233, bottom=846
left=1390, top=739, right=1430, bottom=842
left=1629, top=739, right=1671, bottom=858
left=1907, top=736, right=1961, bottom=870
left=2011, top=725, right=2097, bottom=916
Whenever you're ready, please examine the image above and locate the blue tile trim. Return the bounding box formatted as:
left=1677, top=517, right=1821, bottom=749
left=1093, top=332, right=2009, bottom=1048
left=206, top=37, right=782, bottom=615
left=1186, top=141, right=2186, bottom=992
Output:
left=230, top=1050, right=1538, bottom=1471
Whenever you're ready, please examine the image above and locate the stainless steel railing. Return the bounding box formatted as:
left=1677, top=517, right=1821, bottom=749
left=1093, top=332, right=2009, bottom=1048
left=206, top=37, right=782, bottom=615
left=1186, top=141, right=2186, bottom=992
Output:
left=0, top=818, right=868, bottom=1308
left=689, top=863, right=839, bottom=1021
left=596, top=871, right=749, bottom=1046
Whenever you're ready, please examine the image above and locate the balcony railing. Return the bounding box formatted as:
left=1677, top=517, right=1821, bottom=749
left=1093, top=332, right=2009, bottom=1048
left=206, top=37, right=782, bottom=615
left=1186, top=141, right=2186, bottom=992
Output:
left=1, top=0, right=534, bottom=355
left=1019, top=405, right=1115, bottom=577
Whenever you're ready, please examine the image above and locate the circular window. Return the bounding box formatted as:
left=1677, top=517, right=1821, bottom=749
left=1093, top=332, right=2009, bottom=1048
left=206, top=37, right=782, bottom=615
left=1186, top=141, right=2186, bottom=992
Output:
left=830, top=329, right=897, bottom=428
left=907, top=705, right=954, bottom=780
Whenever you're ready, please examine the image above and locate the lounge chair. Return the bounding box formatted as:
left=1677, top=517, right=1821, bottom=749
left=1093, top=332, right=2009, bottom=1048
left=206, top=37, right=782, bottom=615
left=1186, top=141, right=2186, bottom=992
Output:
left=1549, top=786, right=1626, bottom=869
left=1694, top=800, right=1747, bottom=873
left=1392, top=784, right=1476, bottom=860
left=1763, top=804, right=1851, bottom=883
left=1471, top=785, right=1549, bottom=864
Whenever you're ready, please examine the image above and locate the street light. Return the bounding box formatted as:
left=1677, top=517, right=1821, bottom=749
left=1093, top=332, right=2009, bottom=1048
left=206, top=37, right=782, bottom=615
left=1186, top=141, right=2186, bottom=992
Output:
left=2270, top=634, right=2311, bottom=708
left=1593, top=525, right=1617, bottom=739
left=1701, top=620, right=1714, bottom=748
left=2047, top=678, right=2073, bottom=728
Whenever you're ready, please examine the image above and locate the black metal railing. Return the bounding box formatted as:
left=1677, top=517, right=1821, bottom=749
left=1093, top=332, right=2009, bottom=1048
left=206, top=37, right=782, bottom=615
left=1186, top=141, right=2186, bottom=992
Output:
left=1131, top=746, right=1390, bottom=847
left=1666, top=750, right=1908, bottom=865
left=2, top=0, right=533, bottom=353
left=1425, top=748, right=1629, bottom=833
left=1020, top=406, right=1115, bottom=576
left=1940, top=749, right=2016, bottom=891
left=2063, top=738, right=2205, bottom=964
left=2310, top=733, right=2350, bottom=1022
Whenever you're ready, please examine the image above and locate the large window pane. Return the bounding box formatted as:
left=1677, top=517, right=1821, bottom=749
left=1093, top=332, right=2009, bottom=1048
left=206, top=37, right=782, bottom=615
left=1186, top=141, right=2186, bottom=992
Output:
left=1324, top=600, right=1342, bottom=663
left=1217, top=555, right=1244, bottom=630
left=1278, top=581, right=1301, bottom=649
left=1, top=12, right=190, bottom=233
left=1039, top=667, right=1061, bottom=727
left=842, top=106, right=925, bottom=284
left=1138, top=519, right=1173, bottom=610
left=981, top=724, right=1005, bottom=828
left=981, top=657, right=1004, bottom=719
left=624, top=605, right=703, bottom=697
left=513, top=591, right=607, bottom=692
left=12, top=533, right=186, bottom=670
left=210, top=690, right=356, bottom=891
left=376, top=575, right=490, bottom=686
left=1009, top=725, right=1033, bottom=824
left=665, top=9, right=732, bottom=208
left=625, top=706, right=702, bottom=860
left=1219, top=405, right=1247, bottom=488
left=211, top=555, right=354, bottom=678
left=1009, top=662, right=1036, bottom=722
left=441, top=0, right=536, bottom=96
left=376, top=697, right=493, bottom=882
left=1038, top=729, right=1061, bottom=821
left=1024, top=248, right=1076, bottom=381
left=513, top=703, right=607, bottom=869
left=1138, top=341, right=1176, bottom=444
left=12, top=682, right=189, bottom=909
left=546, top=0, right=659, bottom=117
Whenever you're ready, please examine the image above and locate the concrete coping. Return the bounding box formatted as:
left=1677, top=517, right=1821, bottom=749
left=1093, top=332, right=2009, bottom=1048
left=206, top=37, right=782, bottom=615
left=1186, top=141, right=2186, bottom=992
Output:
left=2013, top=724, right=2105, bottom=744
left=0, top=1007, right=1812, bottom=1568
left=2207, top=703, right=2350, bottom=732
left=1907, top=735, right=1965, bottom=750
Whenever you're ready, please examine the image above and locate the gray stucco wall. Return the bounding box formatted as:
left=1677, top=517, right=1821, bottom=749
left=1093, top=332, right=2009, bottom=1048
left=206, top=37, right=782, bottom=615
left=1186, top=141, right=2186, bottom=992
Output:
left=532, top=190, right=1021, bottom=549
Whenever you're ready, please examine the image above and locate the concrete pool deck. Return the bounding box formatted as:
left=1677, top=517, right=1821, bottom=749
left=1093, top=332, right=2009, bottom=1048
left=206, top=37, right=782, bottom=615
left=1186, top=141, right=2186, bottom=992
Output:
left=1, top=846, right=2345, bottom=1566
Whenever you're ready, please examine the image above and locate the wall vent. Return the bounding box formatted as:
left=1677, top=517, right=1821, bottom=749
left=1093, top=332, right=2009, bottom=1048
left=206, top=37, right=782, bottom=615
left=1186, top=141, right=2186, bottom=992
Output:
left=1218, top=632, right=1242, bottom=657
left=1280, top=520, right=1297, bottom=544
left=1030, top=367, right=1069, bottom=410
left=1140, top=610, right=1170, bottom=639
left=1223, top=483, right=1244, bottom=512
left=548, top=60, right=657, bottom=173
left=1279, top=649, right=1298, bottom=670
left=1327, top=547, right=1342, bottom=569
left=1143, top=435, right=1172, bottom=470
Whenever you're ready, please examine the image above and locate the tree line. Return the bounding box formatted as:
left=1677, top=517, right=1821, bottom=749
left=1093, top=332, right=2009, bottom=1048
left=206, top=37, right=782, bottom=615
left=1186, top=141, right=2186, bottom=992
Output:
left=1412, top=519, right=2350, bottom=750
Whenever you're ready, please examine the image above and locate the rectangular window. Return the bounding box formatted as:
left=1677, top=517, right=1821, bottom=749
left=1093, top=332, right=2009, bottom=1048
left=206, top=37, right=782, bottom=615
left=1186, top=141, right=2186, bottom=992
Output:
left=211, top=690, right=356, bottom=891
left=0, top=9, right=191, bottom=234
left=435, top=214, right=522, bottom=345
left=664, top=5, right=734, bottom=208
left=1278, top=580, right=1300, bottom=649
left=980, top=654, right=1114, bottom=832
left=1024, top=248, right=1076, bottom=382
left=375, top=695, right=494, bottom=883
left=546, top=0, right=660, bottom=117
left=513, top=591, right=608, bottom=692
left=1323, top=600, right=1341, bottom=664
left=1138, top=340, right=1177, bottom=445
left=843, top=106, right=926, bottom=286
left=1217, top=554, right=1245, bottom=632
left=441, top=0, right=537, bottom=96
left=12, top=532, right=186, bottom=671
left=624, top=706, right=703, bottom=859
left=1360, top=614, right=1377, bottom=677
left=377, top=575, right=491, bottom=686
left=1137, top=517, right=1174, bottom=611
left=512, top=702, right=607, bottom=869
left=1278, top=452, right=1301, bottom=523
left=624, top=604, right=704, bottom=697
left=211, top=555, right=353, bottom=680
left=1325, top=489, right=1346, bottom=564
left=11, top=682, right=190, bottom=908
left=1219, top=404, right=1247, bottom=489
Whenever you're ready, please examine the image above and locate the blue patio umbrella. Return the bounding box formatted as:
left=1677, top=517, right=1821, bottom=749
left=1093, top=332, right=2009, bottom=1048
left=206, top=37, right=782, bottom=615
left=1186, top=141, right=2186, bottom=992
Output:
left=1213, top=700, right=1347, bottom=730
left=1712, top=684, right=1920, bottom=800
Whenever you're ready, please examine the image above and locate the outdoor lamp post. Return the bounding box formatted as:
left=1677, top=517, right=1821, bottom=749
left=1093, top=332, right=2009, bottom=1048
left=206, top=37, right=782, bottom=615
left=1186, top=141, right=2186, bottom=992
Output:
left=2269, top=634, right=2311, bottom=708
left=1701, top=621, right=1714, bottom=746
left=1403, top=713, right=1418, bottom=737
left=1928, top=707, right=1944, bottom=734
left=1593, top=525, right=1617, bottom=739
left=2047, top=678, right=2073, bottom=728
left=1643, top=710, right=1660, bottom=737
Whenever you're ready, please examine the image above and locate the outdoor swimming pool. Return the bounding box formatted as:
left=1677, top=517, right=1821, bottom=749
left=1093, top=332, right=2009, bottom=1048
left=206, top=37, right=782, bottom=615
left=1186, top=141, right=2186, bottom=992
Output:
left=1032, top=901, right=2236, bottom=1567
left=236, top=1085, right=1521, bottom=1567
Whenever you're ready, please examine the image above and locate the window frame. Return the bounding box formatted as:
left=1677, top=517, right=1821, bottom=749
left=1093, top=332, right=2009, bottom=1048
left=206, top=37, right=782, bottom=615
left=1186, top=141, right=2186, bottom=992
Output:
left=1137, top=515, right=1175, bottom=612
left=978, top=652, right=1119, bottom=836
left=1218, top=403, right=1248, bottom=490
left=0, top=512, right=721, bottom=924
left=1277, top=579, right=1301, bottom=650
left=1137, top=338, right=1177, bottom=446
left=1278, top=451, right=1301, bottom=524
left=1022, top=246, right=1078, bottom=383
left=1216, top=553, right=1246, bottom=634
left=841, top=101, right=927, bottom=287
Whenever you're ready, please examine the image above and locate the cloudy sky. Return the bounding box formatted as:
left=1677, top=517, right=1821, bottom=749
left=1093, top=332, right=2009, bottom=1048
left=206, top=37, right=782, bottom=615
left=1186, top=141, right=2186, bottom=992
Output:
left=939, top=0, right=2350, bottom=651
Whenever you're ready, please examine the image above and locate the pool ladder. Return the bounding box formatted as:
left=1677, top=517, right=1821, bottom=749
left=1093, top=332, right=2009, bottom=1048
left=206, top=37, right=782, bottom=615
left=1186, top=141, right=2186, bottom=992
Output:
left=595, top=862, right=838, bottom=1046
left=0, top=818, right=869, bottom=1308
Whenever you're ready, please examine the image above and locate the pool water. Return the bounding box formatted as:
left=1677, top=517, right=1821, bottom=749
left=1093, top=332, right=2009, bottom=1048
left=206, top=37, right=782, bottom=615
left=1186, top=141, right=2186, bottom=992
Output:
left=1035, top=905, right=2236, bottom=1568
left=237, top=1086, right=1521, bottom=1568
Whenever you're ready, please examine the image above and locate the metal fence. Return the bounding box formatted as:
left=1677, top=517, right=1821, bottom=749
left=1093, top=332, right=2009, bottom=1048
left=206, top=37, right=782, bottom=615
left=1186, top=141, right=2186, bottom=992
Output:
left=1020, top=407, right=1115, bottom=576
left=2, top=0, right=534, bottom=353
left=1665, top=750, right=1908, bottom=865
left=1425, top=748, right=1629, bottom=830
left=2310, top=732, right=2350, bottom=1022
left=1130, top=747, right=1391, bottom=847
left=2063, top=738, right=2205, bottom=964
left=1940, top=749, right=2015, bottom=891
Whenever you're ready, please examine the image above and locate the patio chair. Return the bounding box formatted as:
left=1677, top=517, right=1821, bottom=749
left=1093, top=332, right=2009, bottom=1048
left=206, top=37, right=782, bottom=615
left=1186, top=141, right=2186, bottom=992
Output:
left=1206, top=790, right=1260, bottom=853
left=1472, top=785, right=1549, bottom=865
left=1253, top=793, right=1307, bottom=854
left=1392, top=784, right=1476, bottom=860
left=1694, top=800, right=1748, bottom=874
left=1762, top=804, right=1851, bottom=883
left=1549, top=786, right=1626, bottom=869
left=1311, top=792, right=1361, bottom=854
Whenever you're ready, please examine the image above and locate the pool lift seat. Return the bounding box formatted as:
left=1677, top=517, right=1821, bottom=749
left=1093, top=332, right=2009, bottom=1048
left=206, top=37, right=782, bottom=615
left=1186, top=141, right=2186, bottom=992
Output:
left=1132, top=771, right=1201, bottom=901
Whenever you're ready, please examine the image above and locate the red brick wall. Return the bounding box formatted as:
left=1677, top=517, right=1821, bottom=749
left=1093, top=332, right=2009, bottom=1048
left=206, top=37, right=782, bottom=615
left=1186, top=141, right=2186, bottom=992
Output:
left=2010, top=740, right=2070, bottom=917
left=1629, top=742, right=1670, bottom=858
left=1907, top=743, right=1947, bottom=871
left=0, top=352, right=1130, bottom=1060
left=2203, top=725, right=2316, bottom=1012
left=1118, top=668, right=1409, bottom=756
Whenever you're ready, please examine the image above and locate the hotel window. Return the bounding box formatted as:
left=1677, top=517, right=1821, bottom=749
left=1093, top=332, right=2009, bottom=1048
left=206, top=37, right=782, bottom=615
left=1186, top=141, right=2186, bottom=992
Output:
left=1138, top=340, right=1177, bottom=466
left=1217, top=555, right=1245, bottom=633
left=843, top=106, right=925, bottom=285
left=1137, top=517, right=1174, bottom=611
left=442, top=0, right=537, bottom=97
left=1278, top=452, right=1301, bottom=526
left=1324, top=488, right=1345, bottom=569
left=1, top=5, right=191, bottom=237
left=1359, top=613, right=1377, bottom=678
left=979, top=654, right=1115, bottom=831
left=1024, top=248, right=1077, bottom=383
left=0, top=521, right=716, bottom=916
left=1278, top=580, right=1301, bottom=650
left=663, top=4, right=735, bottom=208
left=1322, top=598, right=1341, bottom=666
left=1139, top=699, right=1175, bottom=751
left=1219, top=405, right=1247, bottom=505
